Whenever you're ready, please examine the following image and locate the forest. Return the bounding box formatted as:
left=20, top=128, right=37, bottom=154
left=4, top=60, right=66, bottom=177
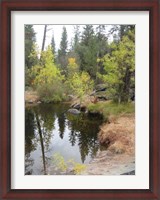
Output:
left=25, top=24, right=135, bottom=175
left=25, top=25, right=135, bottom=105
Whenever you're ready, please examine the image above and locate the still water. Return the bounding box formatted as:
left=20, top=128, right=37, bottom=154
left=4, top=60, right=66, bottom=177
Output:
left=25, top=103, right=103, bottom=175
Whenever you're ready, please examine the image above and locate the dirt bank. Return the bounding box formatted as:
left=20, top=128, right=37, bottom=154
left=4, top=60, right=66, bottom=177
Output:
left=25, top=90, right=40, bottom=104
left=82, top=115, right=135, bottom=175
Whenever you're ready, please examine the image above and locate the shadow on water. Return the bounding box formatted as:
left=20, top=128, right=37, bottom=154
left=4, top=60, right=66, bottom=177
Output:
left=25, top=103, right=103, bottom=175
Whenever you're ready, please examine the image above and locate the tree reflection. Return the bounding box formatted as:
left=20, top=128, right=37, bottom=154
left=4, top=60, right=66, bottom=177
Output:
left=57, top=113, right=65, bottom=139
left=54, top=103, right=68, bottom=139
left=69, top=130, right=77, bottom=146
left=25, top=108, right=36, bottom=175
left=25, top=104, right=103, bottom=174
left=66, top=114, right=102, bottom=163
left=25, top=105, right=55, bottom=175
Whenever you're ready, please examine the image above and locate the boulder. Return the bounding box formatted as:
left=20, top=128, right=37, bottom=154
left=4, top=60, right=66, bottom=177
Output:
left=71, top=103, right=86, bottom=112
left=67, top=109, right=81, bottom=115
left=72, top=103, right=81, bottom=110
left=95, top=84, right=107, bottom=92
left=28, top=100, right=34, bottom=104
left=68, top=95, right=75, bottom=101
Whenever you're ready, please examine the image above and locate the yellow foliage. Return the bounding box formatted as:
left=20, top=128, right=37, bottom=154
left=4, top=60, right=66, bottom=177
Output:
left=67, top=57, right=79, bottom=76
left=68, top=57, right=76, bottom=65
left=73, top=163, right=86, bottom=175
left=28, top=46, right=64, bottom=87
left=52, top=153, right=67, bottom=172
left=52, top=153, right=86, bottom=175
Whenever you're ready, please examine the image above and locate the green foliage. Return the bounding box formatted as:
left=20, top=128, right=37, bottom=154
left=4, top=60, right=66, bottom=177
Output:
left=28, top=46, right=65, bottom=102
left=88, top=101, right=135, bottom=120
left=65, top=58, right=94, bottom=103
left=25, top=25, right=37, bottom=69
left=73, top=25, right=81, bottom=48
left=37, top=82, right=65, bottom=103
left=74, top=25, right=109, bottom=80
left=33, top=46, right=63, bottom=83
left=57, top=26, right=68, bottom=71
left=98, top=29, right=135, bottom=102
left=67, top=70, right=94, bottom=103
left=60, top=26, right=68, bottom=55
left=52, top=153, right=86, bottom=174
left=66, top=57, right=79, bottom=77
left=76, top=25, right=98, bottom=78
left=25, top=25, right=39, bottom=87
left=51, top=33, right=56, bottom=55
left=25, top=25, right=135, bottom=104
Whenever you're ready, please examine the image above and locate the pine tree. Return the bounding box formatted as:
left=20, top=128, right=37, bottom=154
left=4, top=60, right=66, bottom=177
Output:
left=57, top=26, right=68, bottom=73
left=81, top=25, right=95, bottom=45
left=95, top=25, right=109, bottom=80
left=25, top=25, right=37, bottom=68
left=60, top=26, right=68, bottom=55
left=76, top=25, right=98, bottom=79
left=51, top=32, right=56, bottom=55
left=73, top=25, right=81, bottom=48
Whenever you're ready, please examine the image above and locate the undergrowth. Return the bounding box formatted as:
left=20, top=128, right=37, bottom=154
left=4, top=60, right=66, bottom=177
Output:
left=87, top=101, right=135, bottom=121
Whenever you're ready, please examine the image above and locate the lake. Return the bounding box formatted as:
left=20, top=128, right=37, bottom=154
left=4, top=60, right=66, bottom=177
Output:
left=25, top=103, right=103, bottom=175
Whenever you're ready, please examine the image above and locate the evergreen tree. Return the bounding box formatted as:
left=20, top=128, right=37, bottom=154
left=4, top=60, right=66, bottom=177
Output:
left=96, top=25, right=108, bottom=58
left=60, top=26, right=68, bottom=54
left=73, top=25, right=81, bottom=48
left=95, top=25, right=109, bottom=80
left=67, top=25, right=81, bottom=68
left=81, top=25, right=95, bottom=45
left=25, top=25, right=37, bottom=68
left=57, top=26, right=68, bottom=72
left=77, top=25, right=98, bottom=79
left=109, top=25, right=135, bottom=42
left=51, top=32, right=56, bottom=55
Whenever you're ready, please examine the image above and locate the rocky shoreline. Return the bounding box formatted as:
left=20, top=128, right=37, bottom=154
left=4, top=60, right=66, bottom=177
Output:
left=82, top=151, right=135, bottom=175
left=81, top=115, right=135, bottom=175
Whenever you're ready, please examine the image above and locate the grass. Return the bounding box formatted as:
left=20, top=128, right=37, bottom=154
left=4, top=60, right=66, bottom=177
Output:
left=87, top=101, right=135, bottom=121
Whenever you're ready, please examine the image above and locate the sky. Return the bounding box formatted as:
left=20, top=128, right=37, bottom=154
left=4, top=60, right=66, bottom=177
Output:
left=33, top=25, right=112, bottom=52
left=33, top=25, right=76, bottom=52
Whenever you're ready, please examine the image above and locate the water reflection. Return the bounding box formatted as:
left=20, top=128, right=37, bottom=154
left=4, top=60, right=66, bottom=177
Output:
left=25, top=103, right=103, bottom=175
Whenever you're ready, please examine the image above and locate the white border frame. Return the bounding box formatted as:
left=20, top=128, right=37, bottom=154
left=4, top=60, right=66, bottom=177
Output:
left=11, top=11, right=149, bottom=189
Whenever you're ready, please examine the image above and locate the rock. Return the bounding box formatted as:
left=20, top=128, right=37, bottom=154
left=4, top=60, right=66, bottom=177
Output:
left=121, top=170, right=135, bottom=175
left=71, top=103, right=86, bottom=112
left=28, top=100, right=34, bottom=104
left=97, top=96, right=108, bottom=101
left=72, top=103, right=81, bottom=110
left=68, top=95, right=75, bottom=101
left=95, top=84, right=107, bottom=92
left=90, top=90, right=96, bottom=96
left=95, top=91, right=108, bottom=101
left=80, top=106, right=86, bottom=112
left=67, top=109, right=81, bottom=115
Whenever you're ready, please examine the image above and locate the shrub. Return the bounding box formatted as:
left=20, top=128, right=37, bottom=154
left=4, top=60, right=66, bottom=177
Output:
left=52, top=153, right=86, bottom=175
left=37, top=82, right=65, bottom=103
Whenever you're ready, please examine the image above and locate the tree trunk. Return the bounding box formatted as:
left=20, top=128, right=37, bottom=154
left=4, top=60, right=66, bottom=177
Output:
left=41, top=25, right=47, bottom=52
left=35, top=113, right=47, bottom=175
